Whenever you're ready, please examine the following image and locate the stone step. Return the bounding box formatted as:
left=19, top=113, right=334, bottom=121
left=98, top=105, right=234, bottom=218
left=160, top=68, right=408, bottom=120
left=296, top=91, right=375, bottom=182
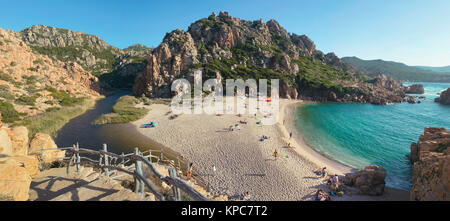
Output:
left=50, top=175, right=138, bottom=201
left=29, top=167, right=91, bottom=201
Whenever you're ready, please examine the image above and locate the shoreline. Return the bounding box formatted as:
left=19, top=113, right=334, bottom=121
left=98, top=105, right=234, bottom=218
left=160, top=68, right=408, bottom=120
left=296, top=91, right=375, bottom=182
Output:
left=276, top=101, right=354, bottom=176
left=278, top=101, right=409, bottom=197
left=131, top=97, right=409, bottom=200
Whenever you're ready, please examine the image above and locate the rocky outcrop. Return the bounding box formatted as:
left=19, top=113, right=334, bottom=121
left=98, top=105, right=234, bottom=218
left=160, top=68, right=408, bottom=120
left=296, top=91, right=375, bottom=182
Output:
left=132, top=12, right=406, bottom=105
left=0, top=27, right=100, bottom=117
left=133, top=29, right=198, bottom=98
left=7, top=126, right=29, bottom=156
left=0, top=115, right=67, bottom=200
left=0, top=127, right=12, bottom=156
left=0, top=164, right=31, bottom=201
left=343, top=165, right=387, bottom=196
left=434, top=88, right=450, bottom=105
left=410, top=127, right=450, bottom=201
left=0, top=155, right=40, bottom=178
left=404, top=96, right=417, bottom=104
left=280, top=81, right=298, bottom=99
left=17, top=25, right=122, bottom=73
left=29, top=133, right=65, bottom=162
left=15, top=25, right=151, bottom=90
left=406, top=84, right=425, bottom=94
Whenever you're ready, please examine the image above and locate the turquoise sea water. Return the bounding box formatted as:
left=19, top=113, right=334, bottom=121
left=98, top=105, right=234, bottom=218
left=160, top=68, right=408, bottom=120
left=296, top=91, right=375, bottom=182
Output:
left=295, top=82, right=450, bottom=190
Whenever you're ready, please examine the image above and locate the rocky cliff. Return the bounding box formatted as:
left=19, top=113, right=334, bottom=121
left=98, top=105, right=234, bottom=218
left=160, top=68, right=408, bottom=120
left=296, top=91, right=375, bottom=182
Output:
left=434, top=88, right=450, bottom=105
left=0, top=113, right=65, bottom=200
left=17, top=25, right=122, bottom=74
left=133, top=12, right=406, bottom=104
left=0, top=27, right=100, bottom=120
left=410, top=127, right=450, bottom=201
left=16, top=25, right=151, bottom=89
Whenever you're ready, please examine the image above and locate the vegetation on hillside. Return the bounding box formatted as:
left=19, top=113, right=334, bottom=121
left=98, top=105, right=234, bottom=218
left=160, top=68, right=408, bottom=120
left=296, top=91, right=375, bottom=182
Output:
left=13, top=97, right=98, bottom=139
left=30, top=45, right=118, bottom=75
left=0, top=101, right=23, bottom=123
left=342, top=57, right=450, bottom=82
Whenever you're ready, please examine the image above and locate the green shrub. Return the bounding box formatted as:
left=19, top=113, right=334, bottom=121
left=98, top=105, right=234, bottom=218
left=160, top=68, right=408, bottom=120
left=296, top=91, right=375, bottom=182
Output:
left=23, top=75, right=39, bottom=85
left=33, top=58, right=45, bottom=65
left=0, top=85, right=14, bottom=100
left=27, top=67, right=38, bottom=72
left=46, top=87, right=84, bottom=106
left=94, top=95, right=149, bottom=125
left=0, top=101, right=21, bottom=122
left=15, top=94, right=39, bottom=106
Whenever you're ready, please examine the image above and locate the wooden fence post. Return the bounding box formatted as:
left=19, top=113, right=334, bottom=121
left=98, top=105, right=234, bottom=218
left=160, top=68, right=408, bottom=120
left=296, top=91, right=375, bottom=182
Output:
left=66, top=146, right=74, bottom=175
left=134, top=147, right=145, bottom=198
left=103, top=144, right=109, bottom=177
left=168, top=167, right=181, bottom=201
left=76, top=143, right=81, bottom=173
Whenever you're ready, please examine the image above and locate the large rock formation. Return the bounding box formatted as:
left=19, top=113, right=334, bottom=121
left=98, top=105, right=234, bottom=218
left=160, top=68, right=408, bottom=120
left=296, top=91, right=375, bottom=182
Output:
left=406, top=84, right=425, bottom=94
left=17, top=25, right=122, bottom=74
left=0, top=164, right=31, bottom=201
left=0, top=127, right=12, bottom=156
left=15, top=25, right=151, bottom=90
left=132, top=12, right=406, bottom=105
left=7, top=126, right=29, bottom=156
left=0, top=155, right=40, bottom=178
left=0, top=115, right=65, bottom=200
left=0, top=27, right=101, bottom=118
left=434, top=88, right=450, bottom=105
left=133, top=29, right=198, bottom=98
left=410, top=127, right=450, bottom=201
left=343, top=165, right=387, bottom=196
left=29, top=133, right=65, bottom=162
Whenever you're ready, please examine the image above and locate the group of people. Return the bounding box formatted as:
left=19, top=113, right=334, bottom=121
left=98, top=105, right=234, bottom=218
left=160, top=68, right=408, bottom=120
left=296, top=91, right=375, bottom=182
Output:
left=327, top=174, right=340, bottom=185
left=315, top=189, right=332, bottom=201
left=313, top=167, right=345, bottom=201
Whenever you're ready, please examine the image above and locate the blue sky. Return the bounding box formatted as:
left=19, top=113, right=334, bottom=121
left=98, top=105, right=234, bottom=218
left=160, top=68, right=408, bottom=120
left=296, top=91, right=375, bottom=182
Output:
left=1, top=0, right=449, bottom=66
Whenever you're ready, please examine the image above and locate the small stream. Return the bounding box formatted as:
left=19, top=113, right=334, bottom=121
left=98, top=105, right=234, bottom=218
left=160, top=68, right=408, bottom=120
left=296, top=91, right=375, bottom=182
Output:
left=55, top=92, right=177, bottom=157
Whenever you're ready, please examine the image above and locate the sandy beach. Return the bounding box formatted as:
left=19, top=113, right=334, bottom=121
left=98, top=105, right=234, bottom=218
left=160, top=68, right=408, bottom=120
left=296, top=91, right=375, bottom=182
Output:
left=132, top=97, right=409, bottom=201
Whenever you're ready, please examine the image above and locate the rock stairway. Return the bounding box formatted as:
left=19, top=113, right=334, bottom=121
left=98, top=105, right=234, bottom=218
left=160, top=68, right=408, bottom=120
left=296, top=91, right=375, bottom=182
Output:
left=29, top=166, right=144, bottom=201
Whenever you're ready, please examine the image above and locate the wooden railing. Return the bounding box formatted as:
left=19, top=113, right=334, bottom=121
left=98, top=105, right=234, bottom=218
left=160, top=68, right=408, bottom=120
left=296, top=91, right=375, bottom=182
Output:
left=37, top=143, right=209, bottom=201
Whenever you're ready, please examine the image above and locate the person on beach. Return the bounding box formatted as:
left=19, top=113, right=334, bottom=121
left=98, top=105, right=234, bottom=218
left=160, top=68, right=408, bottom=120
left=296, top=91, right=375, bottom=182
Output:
left=212, top=164, right=216, bottom=175
left=315, top=189, right=331, bottom=201
left=315, top=189, right=322, bottom=201
left=290, top=132, right=293, bottom=139
left=321, top=167, right=327, bottom=178
left=187, top=163, right=193, bottom=180
left=242, top=192, right=251, bottom=200
left=332, top=174, right=339, bottom=184
left=274, top=150, right=278, bottom=160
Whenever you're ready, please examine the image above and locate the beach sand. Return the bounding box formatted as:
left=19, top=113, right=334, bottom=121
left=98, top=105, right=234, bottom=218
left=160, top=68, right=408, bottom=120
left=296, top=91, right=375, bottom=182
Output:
left=132, top=98, right=409, bottom=201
